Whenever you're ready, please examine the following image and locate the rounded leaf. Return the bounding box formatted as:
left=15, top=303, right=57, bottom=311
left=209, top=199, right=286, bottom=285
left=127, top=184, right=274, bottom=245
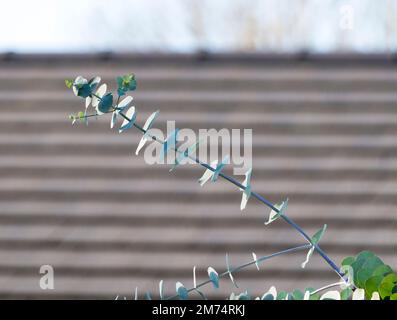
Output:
left=292, top=289, right=304, bottom=300
left=119, top=106, right=137, bottom=133
left=261, top=286, right=277, bottom=300
left=379, top=273, right=397, bottom=299
left=372, top=264, right=393, bottom=277
left=207, top=267, right=219, bottom=289
left=364, top=275, right=383, bottom=299
left=97, top=92, right=113, bottom=114
left=176, top=282, right=188, bottom=300
left=276, top=291, right=287, bottom=300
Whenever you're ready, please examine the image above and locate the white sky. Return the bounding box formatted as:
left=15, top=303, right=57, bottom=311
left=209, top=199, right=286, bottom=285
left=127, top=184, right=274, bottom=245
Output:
left=1, top=0, right=396, bottom=53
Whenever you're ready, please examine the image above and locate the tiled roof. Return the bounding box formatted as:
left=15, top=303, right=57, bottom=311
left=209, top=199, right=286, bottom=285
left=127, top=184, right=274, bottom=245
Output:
left=0, top=54, right=396, bottom=299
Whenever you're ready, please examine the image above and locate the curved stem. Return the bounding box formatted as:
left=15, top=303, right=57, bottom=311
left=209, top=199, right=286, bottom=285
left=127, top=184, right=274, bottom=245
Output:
left=165, top=244, right=311, bottom=300
left=310, top=281, right=348, bottom=295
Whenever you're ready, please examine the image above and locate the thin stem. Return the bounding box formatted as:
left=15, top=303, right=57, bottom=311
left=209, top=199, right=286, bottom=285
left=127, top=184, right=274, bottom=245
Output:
left=310, top=281, right=348, bottom=295
left=165, top=244, right=311, bottom=300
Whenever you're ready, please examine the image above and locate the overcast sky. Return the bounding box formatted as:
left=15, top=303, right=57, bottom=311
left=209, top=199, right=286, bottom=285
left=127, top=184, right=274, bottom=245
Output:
left=1, top=0, right=396, bottom=53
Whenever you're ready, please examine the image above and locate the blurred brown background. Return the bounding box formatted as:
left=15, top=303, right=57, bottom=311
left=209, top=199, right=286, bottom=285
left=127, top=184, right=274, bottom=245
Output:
left=0, top=53, right=396, bottom=298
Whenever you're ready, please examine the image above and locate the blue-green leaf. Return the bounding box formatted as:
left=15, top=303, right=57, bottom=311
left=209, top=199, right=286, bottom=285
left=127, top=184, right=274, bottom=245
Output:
left=117, top=74, right=137, bottom=96
left=176, top=282, right=188, bottom=300
left=76, top=83, right=92, bottom=98
left=207, top=267, right=219, bottom=289
left=97, top=93, right=113, bottom=114
left=119, top=106, right=137, bottom=133
left=234, top=291, right=250, bottom=300
left=72, top=76, right=88, bottom=97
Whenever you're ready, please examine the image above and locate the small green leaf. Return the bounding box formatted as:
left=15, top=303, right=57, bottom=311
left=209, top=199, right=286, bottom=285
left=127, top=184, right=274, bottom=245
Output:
left=365, top=275, right=383, bottom=299
left=340, top=287, right=353, bottom=300
left=117, top=74, right=137, bottom=96
left=356, top=256, right=384, bottom=288
left=276, top=291, right=287, bottom=300
left=390, top=293, right=397, bottom=300
left=310, top=293, right=321, bottom=300
left=292, top=289, right=304, bottom=300
left=98, top=92, right=113, bottom=114
left=372, top=264, right=393, bottom=277
left=379, top=273, right=397, bottom=299
left=351, top=258, right=369, bottom=285
left=311, top=224, right=327, bottom=245
left=341, top=256, right=355, bottom=266
left=65, top=79, right=73, bottom=88
left=77, top=111, right=85, bottom=123
left=302, top=224, right=327, bottom=268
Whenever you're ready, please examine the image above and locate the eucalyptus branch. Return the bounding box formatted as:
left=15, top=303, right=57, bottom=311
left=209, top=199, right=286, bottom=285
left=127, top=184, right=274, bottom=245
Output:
left=68, top=74, right=397, bottom=301
left=73, top=87, right=345, bottom=281
left=115, top=109, right=346, bottom=281
left=164, top=244, right=311, bottom=300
